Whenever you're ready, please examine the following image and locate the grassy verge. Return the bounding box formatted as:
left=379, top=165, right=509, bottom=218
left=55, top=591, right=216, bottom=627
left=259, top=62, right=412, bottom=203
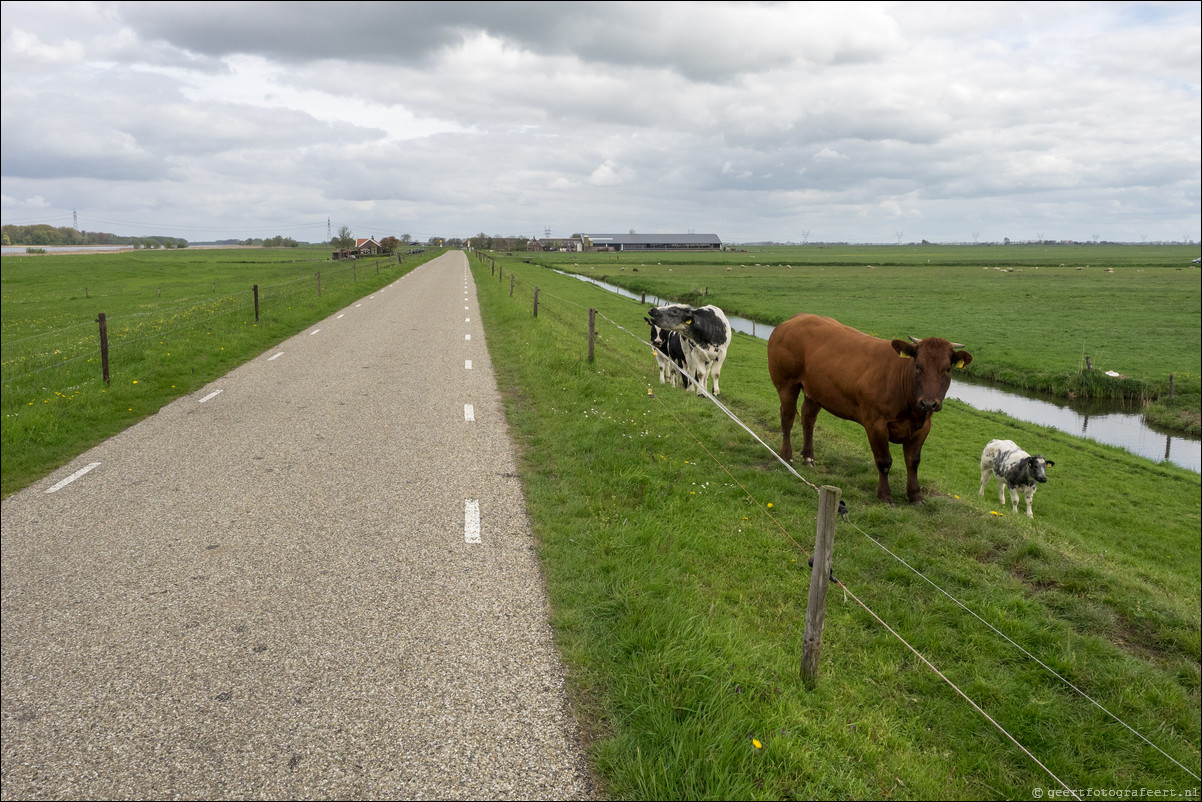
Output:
left=1, top=247, right=442, bottom=496
left=471, top=253, right=1200, bottom=799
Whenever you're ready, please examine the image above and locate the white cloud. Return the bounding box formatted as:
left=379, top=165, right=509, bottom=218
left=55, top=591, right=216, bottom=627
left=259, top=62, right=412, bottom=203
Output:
left=1, top=1, right=1198, bottom=243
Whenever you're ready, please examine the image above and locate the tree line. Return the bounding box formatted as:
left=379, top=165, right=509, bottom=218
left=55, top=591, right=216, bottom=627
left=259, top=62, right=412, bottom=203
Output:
left=2, top=224, right=187, bottom=249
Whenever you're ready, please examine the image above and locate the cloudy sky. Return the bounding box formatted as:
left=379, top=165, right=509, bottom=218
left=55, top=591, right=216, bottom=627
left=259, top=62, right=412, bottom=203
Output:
left=2, top=1, right=1199, bottom=244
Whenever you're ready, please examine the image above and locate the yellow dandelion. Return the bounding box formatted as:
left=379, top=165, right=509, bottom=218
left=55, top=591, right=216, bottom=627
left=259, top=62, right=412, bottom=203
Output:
left=752, top=739, right=762, bottom=749
left=766, top=503, right=773, bottom=508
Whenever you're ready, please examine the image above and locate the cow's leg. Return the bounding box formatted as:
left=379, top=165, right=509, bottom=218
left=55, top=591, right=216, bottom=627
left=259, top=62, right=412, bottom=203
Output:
left=998, top=481, right=1007, bottom=507
left=776, top=383, right=802, bottom=462
left=1009, top=485, right=1020, bottom=515
left=902, top=431, right=928, bottom=504
left=711, top=349, right=728, bottom=395
left=799, top=396, right=822, bottom=467
left=979, top=467, right=992, bottom=496
left=1024, top=486, right=1036, bottom=518
left=866, top=423, right=895, bottom=504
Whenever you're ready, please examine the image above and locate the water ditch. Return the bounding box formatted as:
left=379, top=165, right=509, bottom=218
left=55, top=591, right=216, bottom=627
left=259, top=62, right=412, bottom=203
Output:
left=553, top=270, right=1200, bottom=473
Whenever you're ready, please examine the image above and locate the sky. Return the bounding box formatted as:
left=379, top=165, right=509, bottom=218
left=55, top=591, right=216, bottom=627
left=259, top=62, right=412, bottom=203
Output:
left=1, top=1, right=1199, bottom=245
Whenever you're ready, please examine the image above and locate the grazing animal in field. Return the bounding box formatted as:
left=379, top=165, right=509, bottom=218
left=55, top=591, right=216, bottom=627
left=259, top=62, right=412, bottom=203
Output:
left=647, top=304, right=732, bottom=396
left=767, top=313, right=972, bottom=504
left=645, top=316, right=691, bottom=389
left=979, top=439, right=1054, bottom=518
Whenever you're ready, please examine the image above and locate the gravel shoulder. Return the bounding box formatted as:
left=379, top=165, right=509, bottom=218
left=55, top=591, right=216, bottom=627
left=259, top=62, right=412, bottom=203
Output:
left=1, top=251, right=597, bottom=800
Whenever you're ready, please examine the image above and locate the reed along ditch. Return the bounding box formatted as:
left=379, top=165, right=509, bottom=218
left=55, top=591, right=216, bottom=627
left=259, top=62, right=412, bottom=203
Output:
left=555, top=270, right=1201, bottom=473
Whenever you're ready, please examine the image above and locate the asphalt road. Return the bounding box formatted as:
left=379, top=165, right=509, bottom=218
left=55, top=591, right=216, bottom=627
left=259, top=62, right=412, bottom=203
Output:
left=1, top=251, right=597, bottom=800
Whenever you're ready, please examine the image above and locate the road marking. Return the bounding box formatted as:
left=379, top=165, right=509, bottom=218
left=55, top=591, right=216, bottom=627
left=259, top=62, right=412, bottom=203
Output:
left=267, top=353, right=283, bottom=361
left=337, top=314, right=345, bottom=319
left=465, top=360, right=472, bottom=370
left=46, top=462, right=101, bottom=493
left=310, top=329, right=321, bottom=335
left=464, top=404, right=475, bottom=422
left=465, top=317, right=471, bottom=322
left=465, top=334, right=471, bottom=340
left=465, top=499, right=481, bottom=544
left=199, top=390, right=223, bottom=403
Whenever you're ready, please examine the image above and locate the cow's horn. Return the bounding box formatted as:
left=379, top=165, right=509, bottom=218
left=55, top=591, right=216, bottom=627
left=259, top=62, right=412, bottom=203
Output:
left=950, top=342, right=965, bottom=349
left=909, top=336, right=923, bottom=344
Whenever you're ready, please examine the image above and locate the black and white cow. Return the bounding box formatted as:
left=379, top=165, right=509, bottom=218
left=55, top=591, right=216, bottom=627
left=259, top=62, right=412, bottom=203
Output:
left=979, top=439, right=1055, bottom=518
left=647, top=304, right=732, bottom=396
left=645, top=316, right=691, bottom=390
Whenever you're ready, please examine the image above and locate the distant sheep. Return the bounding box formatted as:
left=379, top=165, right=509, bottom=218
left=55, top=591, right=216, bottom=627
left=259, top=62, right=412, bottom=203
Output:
left=979, top=439, right=1054, bottom=518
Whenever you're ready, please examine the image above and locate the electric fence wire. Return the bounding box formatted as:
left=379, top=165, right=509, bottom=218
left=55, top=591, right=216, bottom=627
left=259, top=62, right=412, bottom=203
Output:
left=593, top=304, right=1199, bottom=785
left=484, top=261, right=1198, bottom=789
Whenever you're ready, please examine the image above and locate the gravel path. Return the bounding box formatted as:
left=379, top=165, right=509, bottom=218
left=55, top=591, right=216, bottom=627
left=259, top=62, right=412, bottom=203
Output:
left=1, top=251, right=598, bottom=800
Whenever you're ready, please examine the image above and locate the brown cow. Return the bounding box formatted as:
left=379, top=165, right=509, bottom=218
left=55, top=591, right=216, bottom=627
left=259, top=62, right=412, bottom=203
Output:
left=767, top=314, right=972, bottom=504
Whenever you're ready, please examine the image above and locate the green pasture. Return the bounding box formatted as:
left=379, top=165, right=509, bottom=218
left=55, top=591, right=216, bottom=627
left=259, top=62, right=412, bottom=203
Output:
left=525, top=244, right=1201, bottom=433
left=1, top=246, right=440, bottom=496
left=471, top=251, right=1199, bottom=799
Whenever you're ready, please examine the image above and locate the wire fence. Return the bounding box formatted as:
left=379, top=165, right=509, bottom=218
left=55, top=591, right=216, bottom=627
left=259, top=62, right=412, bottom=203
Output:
left=471, top=251, right=1200, bottom=792
left=2, top=254, right=409, bottom=393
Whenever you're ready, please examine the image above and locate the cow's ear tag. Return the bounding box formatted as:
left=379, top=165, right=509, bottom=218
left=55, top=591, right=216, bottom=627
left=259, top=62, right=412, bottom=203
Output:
left=955, top=359, right=966, bottom=369
left=898, top=351, right=912, bottom=359
left=685, top=318, right=693, bottom=325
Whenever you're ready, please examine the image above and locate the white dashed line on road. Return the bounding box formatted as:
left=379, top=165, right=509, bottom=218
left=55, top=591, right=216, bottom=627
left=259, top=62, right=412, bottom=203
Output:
left=198, top=390, right=223, bottom=403
left=464, top=404, right=475, bottom=422
left=45, top=462, right=101, bottom=494
left=310, top=329, right=321, bottom=335
left=465, top=360, right=472, bottom=370
left=268, top=352, right=283, bottom=361
left=465, top=499, right=481, bottom=544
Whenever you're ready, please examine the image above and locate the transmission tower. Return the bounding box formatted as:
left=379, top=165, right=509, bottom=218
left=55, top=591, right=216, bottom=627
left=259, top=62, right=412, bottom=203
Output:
left=73, top=209, right=78, bottom=230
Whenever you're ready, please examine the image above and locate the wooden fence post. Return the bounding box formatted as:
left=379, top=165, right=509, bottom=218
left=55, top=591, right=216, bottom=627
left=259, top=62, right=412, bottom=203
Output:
left=509, top=274, right=515, bottom=297
left=801, top=485, right=840, bottom=688
left=96, top=312, right=110, bottom=385
left=533, top=287, right=540, bottom=318
left=253, top=285, right=259, bottom=322
left=588, top=308, right=596, bottom=362
left=1169, top=373, right=1175, bottom=399
left=317, top=272, right=321, bottom=298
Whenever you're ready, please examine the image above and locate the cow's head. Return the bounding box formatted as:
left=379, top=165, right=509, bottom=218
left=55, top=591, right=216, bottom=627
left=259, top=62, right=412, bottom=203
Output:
left=647, top=304, right=692, bottom=333
left=891, top=336, right=973, bottom=413
left=1027, top=455, right=1054, bottom=483
left=644, top=317, right=668, bottom=348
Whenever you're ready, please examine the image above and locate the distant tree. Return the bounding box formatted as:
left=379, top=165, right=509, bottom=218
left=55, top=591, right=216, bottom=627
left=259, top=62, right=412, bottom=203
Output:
left=332, top=225, right=355, bottom=251
left=379, top=236, right=399, bottom=254
left=400, top=233, right=412, bottom=244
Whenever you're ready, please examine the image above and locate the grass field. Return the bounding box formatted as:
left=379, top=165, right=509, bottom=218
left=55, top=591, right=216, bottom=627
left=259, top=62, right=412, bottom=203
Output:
left=470, top=250, right=1200, bottom=799
left=1, top=246, right=441, bottom=496
left=522, top=244, right=1201, bottom=433
left=2, top=245, right=1199, bottom=798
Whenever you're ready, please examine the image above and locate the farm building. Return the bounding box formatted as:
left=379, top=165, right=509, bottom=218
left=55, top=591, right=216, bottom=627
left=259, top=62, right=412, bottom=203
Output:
left=583, top=233, right=722, bottom=252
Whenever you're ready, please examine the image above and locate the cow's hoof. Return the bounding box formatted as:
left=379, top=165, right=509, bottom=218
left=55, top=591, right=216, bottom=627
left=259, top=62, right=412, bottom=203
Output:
left=803, top=458, right=816, bottom=467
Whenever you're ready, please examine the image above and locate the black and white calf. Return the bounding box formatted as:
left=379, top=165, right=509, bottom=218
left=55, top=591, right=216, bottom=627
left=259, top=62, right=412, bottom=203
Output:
left=979, top=439, right=1055, bottom=518
left=647, top=304, right=732, bottom=396
left=645, top=316, right=691, bottom=389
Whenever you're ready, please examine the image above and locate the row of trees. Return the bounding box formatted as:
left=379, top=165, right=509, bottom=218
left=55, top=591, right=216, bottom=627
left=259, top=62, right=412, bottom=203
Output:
left=2, top=224, right=186, bottom=248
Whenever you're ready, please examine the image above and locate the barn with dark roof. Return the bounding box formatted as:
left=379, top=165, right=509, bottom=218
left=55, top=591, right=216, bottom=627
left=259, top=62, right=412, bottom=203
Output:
left=584, top=233, right=722, bottom=252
